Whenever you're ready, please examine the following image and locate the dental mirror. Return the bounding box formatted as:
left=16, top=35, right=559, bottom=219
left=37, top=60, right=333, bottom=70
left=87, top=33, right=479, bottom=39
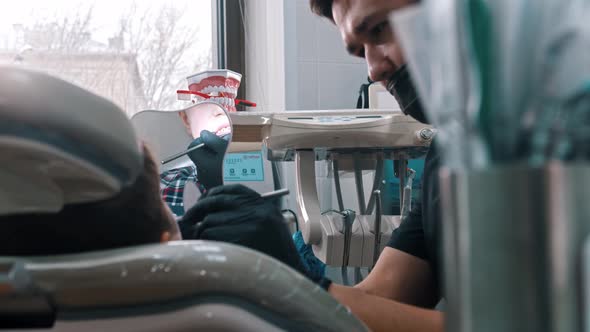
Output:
left=162, top=101, right=233, bottom=166
left=166, top=100, right=233, bottom=191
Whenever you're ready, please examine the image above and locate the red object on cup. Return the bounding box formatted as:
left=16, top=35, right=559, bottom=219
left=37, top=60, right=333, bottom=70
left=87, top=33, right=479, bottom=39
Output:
left=177, top=90, right=256, bottom=109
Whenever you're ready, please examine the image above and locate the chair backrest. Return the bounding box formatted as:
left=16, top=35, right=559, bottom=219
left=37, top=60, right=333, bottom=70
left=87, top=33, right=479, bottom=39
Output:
left=0, top=241, right=368, bottom=332
left=0, top=66, right=142, bottom=215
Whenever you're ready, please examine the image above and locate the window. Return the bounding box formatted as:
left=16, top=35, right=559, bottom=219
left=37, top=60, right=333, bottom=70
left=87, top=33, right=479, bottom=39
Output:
left=0, top=0, right=215, bottom=117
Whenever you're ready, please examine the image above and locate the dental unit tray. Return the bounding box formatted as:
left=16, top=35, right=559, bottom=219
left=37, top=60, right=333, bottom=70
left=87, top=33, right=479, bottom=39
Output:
left=229, top=109, right=433, bottom=161
left=230, top=109, right=433, bottom=268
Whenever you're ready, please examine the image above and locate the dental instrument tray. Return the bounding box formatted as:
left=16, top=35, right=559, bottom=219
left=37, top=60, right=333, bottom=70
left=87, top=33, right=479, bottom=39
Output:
left=230, top=109, right=434, bottom=161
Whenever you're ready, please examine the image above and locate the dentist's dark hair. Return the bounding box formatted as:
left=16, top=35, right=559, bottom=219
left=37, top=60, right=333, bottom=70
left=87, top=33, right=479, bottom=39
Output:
left=309, top=0, right=335, bottom=21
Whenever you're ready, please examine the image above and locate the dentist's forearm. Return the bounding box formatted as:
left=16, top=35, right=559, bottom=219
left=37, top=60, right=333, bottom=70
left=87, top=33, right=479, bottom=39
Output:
left=329, top=283, right=444, bottom=332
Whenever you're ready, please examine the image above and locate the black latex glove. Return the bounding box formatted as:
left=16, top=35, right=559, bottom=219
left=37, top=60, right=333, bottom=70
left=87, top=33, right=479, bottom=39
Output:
left=179, top=184, right=317, bottom=281
left=187, top=130, right=229, bottom=191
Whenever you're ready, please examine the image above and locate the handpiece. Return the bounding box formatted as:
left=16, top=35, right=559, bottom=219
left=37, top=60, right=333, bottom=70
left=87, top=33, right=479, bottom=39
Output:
left=260, top=188, right=290, bottom=199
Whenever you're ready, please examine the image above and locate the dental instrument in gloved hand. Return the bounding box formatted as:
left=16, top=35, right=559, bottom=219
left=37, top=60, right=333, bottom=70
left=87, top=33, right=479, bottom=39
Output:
left=260, top=188, right=290, bottom=199
left=187, top=130, right=230, bottom=191
left=162, top=130, right=230, bottom=191
left=161, top=143, right=204, bottom=165
left=179, top=184, right=332, bottom=290
left=161, top=130, right=230, bottom=165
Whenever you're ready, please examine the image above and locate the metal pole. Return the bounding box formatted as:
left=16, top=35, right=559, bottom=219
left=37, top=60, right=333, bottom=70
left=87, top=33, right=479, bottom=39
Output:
left=333, top=159, right=345, bottom=212
left=353, top=154, right=367, bottom=215
left=352, top=155, right=367, bottom=284
left=372, top=189, right=383, bottom=268
left=341, top=210, right=355, bottom=286
left=395, top=158, right=407, bottom=211
left=366, top=156, right=384, bottom=215
left=216, top=0, right=227, bottom=68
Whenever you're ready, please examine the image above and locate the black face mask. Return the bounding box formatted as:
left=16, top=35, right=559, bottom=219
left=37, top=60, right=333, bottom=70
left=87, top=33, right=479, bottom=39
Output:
left=386, top=64, right=429, bottom=124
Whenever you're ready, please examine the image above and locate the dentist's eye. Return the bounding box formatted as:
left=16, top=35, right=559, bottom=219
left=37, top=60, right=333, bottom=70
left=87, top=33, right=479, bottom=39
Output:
left=369, top=21, right=392, bottom=44
left=371, top=22, right=386, bottom=35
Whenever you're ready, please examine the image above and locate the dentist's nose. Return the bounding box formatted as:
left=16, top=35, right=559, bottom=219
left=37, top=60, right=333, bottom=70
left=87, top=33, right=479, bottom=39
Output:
left=366, top=45, right=396, bottom=83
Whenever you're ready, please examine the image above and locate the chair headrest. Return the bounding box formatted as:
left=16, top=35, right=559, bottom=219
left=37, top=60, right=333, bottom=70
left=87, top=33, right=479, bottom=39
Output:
left=0, top=66, right=143, bottom=215
left=0, top=241, right=368, bottom=332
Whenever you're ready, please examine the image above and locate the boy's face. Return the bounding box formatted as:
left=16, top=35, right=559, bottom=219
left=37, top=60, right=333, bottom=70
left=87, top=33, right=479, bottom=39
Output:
left=179, top=103, right=231, bottom=139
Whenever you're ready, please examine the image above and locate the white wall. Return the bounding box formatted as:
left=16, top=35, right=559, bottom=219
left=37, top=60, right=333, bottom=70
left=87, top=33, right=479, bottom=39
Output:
left=284, top=0, right=369, bottom=110
left=244, top=0, right=285, bottom=113
left=243, top=0, right=370, bottom=111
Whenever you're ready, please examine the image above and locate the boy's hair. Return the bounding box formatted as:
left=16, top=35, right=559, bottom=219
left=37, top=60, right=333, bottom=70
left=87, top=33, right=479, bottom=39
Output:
left=0, top=145, right=175, bottom=256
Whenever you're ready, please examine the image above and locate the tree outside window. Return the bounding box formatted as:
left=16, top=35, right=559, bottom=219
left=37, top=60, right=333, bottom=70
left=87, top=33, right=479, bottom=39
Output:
left=0, top=1, right=213, bottom=117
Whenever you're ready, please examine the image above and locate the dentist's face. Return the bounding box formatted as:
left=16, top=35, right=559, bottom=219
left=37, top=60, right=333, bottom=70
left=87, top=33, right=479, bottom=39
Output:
left=331, top=0, right=416, bottom=86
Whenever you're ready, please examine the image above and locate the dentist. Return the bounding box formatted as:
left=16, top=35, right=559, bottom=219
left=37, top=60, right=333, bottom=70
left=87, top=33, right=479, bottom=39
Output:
left=182, top=1, right=445, bottom=331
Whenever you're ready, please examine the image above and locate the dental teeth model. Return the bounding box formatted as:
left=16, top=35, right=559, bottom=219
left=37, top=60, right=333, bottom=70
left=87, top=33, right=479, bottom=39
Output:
left=185, top=70, right=242, bottom=112
left=216, top=126, right=232, bottom=137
